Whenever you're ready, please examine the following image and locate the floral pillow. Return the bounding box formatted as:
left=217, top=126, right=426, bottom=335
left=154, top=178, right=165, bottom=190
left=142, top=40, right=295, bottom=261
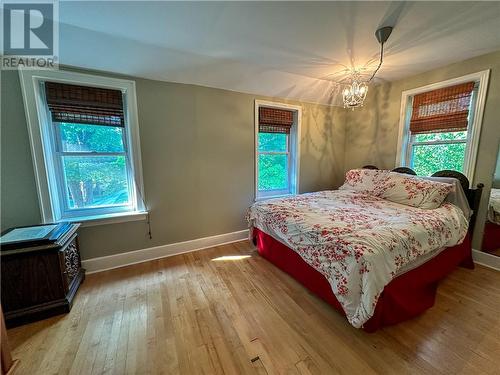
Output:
left=339, top=169, right=453, bottom=209
left=339, top=169, right=392, bottom=196
left=380, top=173, right=453, bottom=209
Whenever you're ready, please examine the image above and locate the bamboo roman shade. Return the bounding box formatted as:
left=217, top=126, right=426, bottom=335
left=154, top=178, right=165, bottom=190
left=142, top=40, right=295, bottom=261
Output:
left=409, top=82, right=475, bottom=134
left=45, top=82, right=125, bottom=127
left=259, top=107, right=294, bottom=134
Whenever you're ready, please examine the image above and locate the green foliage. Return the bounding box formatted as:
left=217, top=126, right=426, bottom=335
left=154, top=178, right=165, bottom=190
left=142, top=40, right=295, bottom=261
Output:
left=63, top=156, right=128, bottom=208
left=59, top=122, right=124, bottom=152
left=414, top=131, right=467, bottom=143
left=58, top=123, right=128, bottom=208
left=258, top=154, right=288, bottom=190
left=258, top=133, right=287, bottom=152
left=411, top=132, right=467, bottom=176
left=258, top=133, right=288, bottom=191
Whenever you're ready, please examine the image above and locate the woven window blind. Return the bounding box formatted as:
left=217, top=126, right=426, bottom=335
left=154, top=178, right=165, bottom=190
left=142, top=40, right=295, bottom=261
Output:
left=45, top=82, right=125, bottom=127
left=409, top=82, right=475, bottom=134
left=259, top=107, right=294, bottom=134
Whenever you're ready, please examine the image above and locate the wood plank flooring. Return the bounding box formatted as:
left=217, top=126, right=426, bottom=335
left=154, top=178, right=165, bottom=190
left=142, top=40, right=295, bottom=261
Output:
left=7, top=240, right=500, bottom=374
left=486, top=248, right=500, bottom=257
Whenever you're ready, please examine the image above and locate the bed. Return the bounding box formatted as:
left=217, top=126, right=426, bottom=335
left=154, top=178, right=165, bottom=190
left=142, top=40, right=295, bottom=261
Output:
left=487, top=188, right=500, bottom=225
left=482, top=188, right=500, bottom=253
left=247, top=167, right=483, bottom=332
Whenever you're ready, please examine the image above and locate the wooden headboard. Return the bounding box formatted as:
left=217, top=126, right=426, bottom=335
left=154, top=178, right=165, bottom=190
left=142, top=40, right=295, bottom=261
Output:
left=361, top=165, right=484, bottom=233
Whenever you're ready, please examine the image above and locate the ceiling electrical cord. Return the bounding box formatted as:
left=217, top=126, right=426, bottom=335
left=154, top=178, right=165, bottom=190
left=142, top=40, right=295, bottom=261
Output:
left=368, top=42, right=384, bottom=83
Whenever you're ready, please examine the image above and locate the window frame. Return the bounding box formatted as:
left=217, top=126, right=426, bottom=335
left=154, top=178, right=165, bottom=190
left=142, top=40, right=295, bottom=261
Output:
left=19, top=69, right=146, bottom=225
left=396, top=70, right=489, bottom=183
left=254, top=100, right=301, bottom=200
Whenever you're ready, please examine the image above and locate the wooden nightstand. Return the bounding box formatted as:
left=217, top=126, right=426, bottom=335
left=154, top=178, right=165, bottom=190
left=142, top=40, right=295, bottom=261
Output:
left=0, top=223, right=85, bottom=327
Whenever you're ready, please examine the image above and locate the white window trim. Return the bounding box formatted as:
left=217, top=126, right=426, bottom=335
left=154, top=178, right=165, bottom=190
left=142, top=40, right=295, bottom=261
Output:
left=395, top=70, right=490, bottom=184
left=19, top=69, right=146, bottom=224
left=254, top=100, right=301, bottom=201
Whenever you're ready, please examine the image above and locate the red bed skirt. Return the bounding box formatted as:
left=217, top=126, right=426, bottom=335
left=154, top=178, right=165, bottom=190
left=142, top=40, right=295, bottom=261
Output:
left=253, top=228, right=473, bottom=332
left=482, top=221, right=500, bottom=253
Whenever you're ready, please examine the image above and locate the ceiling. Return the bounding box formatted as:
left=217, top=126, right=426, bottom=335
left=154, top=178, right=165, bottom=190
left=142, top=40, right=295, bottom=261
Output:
left=56, top=1, right=500, bottom=106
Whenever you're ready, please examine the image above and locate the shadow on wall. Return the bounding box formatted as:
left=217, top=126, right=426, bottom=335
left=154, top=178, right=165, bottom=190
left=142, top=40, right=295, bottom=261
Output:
left=373, top=83, right=399, bottom=168
left=300, top=102, right=344, bottom=192
left=345, top=82, right=395, bottom=169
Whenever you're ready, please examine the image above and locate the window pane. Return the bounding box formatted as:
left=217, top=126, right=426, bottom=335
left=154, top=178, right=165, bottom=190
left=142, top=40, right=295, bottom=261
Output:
left=411, top=143, right=466, bottom=176
left=413, top=131, right=467, bottom=143
left=58, top=122, right=124, bottom=152
left=258, top=133, right=288, bottom=152
left=258, top=154, right=288, bottom=191
left=62, top=156, right=130, bottom=209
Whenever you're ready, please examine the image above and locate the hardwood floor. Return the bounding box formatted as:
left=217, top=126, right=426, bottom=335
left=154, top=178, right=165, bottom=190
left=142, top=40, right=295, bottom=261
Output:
left=486, top=248, right=500, bottom=257
left=7, top=241, right=500, bottom=374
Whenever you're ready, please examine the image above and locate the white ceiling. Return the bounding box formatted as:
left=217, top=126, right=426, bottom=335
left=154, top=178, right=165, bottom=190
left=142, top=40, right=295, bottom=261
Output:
left=57, top=1, right=500, bottom=106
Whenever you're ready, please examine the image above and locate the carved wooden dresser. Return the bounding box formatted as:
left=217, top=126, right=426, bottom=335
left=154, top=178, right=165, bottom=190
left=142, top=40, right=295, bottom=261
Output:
left=1, top=223, right=85, bottom=327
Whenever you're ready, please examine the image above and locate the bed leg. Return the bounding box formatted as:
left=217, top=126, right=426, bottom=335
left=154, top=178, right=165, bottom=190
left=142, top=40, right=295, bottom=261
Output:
left=460, top=255, right=475, bottom=269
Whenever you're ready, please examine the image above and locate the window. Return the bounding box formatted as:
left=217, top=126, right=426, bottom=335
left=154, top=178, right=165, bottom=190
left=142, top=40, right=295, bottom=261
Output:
left=258, top=132, right=290, bottom=191
left=255, top=101, right=300, bottom=199
left=397, top=70, right=490, bottom=181
left=54, top=122, right=132, bottom=214
left=19, top=70, right=145, bottom=224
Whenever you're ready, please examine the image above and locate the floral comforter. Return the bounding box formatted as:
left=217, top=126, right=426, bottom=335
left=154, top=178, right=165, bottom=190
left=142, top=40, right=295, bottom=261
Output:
left=488, top=188, right=500, bottom=225
left=247, top=190, right=468, bottom=328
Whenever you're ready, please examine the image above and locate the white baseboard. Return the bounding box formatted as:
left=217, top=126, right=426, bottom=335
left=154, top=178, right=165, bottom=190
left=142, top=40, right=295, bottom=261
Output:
left=82, top=229, right=249, bottom=274
left=82, top=235, right=499, bottom=275
left=472, top=249, right=500, bottom=271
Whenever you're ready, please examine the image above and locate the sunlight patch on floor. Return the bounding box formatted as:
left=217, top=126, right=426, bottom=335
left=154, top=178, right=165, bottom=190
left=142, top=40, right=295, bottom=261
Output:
left=211, top=255, right=251, bottom=261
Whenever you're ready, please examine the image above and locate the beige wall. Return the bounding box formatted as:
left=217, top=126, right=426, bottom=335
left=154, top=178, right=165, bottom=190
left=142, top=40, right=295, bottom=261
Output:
left=0, top=69, right=346, bottom=259
left=344, top=50, right=500, bottom=248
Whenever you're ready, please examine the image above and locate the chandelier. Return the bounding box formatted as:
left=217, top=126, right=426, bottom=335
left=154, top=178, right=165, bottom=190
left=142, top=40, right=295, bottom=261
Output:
left=341, top=26, right=393, bottom=110
left=342, top=71, right=368, bottom=109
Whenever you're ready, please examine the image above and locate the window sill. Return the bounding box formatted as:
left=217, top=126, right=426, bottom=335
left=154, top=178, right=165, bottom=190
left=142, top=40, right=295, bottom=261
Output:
left=58, top=211, right=148, bottom=227
left=255, top=193, right=294, bottom=202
